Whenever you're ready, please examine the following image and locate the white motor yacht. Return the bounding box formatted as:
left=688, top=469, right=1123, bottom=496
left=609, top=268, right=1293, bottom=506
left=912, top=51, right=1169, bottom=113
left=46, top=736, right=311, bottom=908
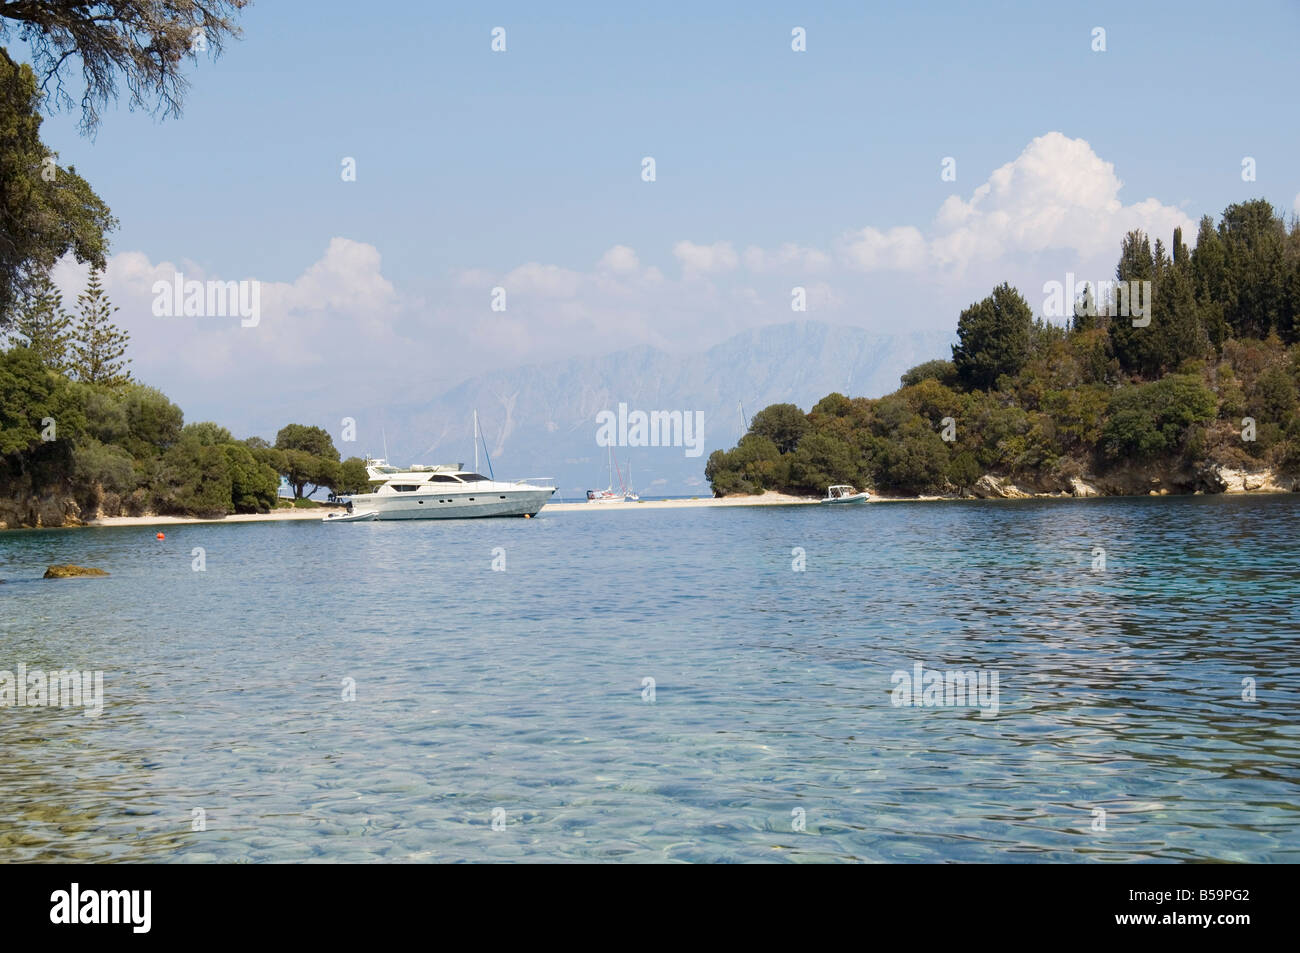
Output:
left=327, top=459, right=555, bottom=521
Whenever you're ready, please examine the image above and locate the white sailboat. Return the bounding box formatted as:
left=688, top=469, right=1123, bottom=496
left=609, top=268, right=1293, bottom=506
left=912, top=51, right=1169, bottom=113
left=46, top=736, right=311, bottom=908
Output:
left=587, top=445, right=634, bottom=502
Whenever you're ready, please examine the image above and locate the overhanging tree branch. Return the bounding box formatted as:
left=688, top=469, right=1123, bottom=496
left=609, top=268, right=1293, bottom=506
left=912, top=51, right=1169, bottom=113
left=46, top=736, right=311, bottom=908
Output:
left=0, top=0, right=249, bottom=135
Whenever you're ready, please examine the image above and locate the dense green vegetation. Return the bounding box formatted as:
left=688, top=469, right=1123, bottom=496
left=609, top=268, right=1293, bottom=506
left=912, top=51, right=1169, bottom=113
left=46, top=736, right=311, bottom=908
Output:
left=0, top=6, right=358, bottom=526
left=0, top=327, right=370, bottom=520
left=2, top=271, right=365, bottom=521
left=707, top=201, right=1300, bottom=497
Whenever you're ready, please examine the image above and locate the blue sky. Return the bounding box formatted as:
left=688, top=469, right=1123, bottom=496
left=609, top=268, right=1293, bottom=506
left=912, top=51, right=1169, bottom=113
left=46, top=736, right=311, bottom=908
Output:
left=15, top=0, right=1300, bottom=437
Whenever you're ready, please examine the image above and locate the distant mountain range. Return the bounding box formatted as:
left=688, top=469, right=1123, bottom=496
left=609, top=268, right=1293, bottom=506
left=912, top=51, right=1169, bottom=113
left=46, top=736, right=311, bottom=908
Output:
left=373, top=321, right=954, bottom=497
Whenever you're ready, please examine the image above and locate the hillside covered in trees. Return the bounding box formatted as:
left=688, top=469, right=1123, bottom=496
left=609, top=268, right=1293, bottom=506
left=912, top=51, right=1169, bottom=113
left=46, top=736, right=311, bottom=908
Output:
left=1, top=306, right=371, bottom=525
left=706, top=201, right=1300, bottom=499
left=1, top=252, right=369, bottom=527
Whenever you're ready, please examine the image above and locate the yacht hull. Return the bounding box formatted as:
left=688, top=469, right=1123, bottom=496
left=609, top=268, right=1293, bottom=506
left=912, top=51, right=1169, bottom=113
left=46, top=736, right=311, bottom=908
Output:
left=347, top=487, right=554, bottom=520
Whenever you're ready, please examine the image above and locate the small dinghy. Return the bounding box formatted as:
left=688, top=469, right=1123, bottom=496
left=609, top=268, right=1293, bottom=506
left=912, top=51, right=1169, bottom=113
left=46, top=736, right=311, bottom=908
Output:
left=322, top=507, right=377, bottom=522
left=821, top=484, right=870, bottom=504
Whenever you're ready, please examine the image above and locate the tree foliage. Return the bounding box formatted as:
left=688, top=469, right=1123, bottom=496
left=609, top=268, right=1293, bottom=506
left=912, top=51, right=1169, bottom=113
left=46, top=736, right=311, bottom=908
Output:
left=69, top=268, right=131, bottom=387
left=9, top=270, right=72, bottom=371
left=0, top=49, right=116, bottom=327
left=706, top=201, right=1300, bottom=498
left=952, top=282, right=1033, bottom=390
left=0, top=0, right=249, bottom=134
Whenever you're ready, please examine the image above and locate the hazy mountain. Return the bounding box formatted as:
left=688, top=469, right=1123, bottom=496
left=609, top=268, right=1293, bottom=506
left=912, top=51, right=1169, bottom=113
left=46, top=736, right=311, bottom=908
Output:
left=375, top=321, right=954, bottom=497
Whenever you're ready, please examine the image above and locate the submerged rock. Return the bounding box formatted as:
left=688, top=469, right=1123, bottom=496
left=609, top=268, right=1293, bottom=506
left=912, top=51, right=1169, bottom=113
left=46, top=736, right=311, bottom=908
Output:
left=43, top=564, right=109, bottom=578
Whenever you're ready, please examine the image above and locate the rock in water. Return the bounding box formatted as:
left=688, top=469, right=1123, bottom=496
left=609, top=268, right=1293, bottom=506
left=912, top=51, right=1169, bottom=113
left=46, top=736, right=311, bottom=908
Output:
left=43, top=564, right=109, bottom=578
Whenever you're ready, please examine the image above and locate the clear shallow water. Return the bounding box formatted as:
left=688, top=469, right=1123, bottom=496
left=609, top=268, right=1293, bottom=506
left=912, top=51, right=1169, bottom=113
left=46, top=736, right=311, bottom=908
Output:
left=1, top=495, right=1297, bottom=863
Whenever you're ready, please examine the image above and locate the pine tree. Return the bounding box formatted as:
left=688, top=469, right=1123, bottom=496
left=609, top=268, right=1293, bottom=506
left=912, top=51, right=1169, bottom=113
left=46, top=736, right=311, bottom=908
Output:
left=952, top=282, right=1033, bottom=390
left=70, top=268, right=132, bottom=388
left=11, top=271, right=73, bottom=373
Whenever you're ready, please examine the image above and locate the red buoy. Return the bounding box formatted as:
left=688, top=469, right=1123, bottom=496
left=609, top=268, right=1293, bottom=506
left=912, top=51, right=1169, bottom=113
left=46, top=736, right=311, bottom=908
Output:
left=156, top=532, right=165, bottom=540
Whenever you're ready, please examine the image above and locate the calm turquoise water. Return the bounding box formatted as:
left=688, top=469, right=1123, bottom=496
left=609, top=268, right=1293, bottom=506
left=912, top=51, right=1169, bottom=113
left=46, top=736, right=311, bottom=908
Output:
left=1, top=495, right=1297, bottom=862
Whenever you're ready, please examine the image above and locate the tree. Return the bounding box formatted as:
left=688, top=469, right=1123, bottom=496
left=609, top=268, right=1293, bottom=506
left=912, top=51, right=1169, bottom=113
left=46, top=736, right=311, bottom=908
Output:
left=70, top=268, right=131, bottom=387
left=280, top=448, right=338, bottom=499
left=952, top=282, right=1033, bottom=390
left=900, top=359, right=957, bottom=388
left=946, top=450, right=981, bottom=491
left=873, top=418, right=949, bottom=494
left=156, top=439, right=231, bottom=516
left=333, top=456, right=371, bottom=495
left=1216, top=200, right=1289, bottom=340
left=1151, top=262, right=1209, bottom=373
left=10, top=271, right=72, bottom=371
left=122, top=383, right=183, bottom=456
left=272, top=423, right=339, bottom=498
left=0, top=343, right=79, bottom=456
left=1108, top=230, right=1159, bottom=374
left=1100, top=375, right=1217, bottom=461
left=0, top=0, right=249, bottom=134
left=275, top=423, right=339, bottom=460
left=181, top=420, right=233, bottom=445
left=0, top=49, right=115, bottom=328
left=787, top=431, right=860, bottom=494
left=748, top=403, right=807, bottom=454
left=222, top=442, right=277, bottom=512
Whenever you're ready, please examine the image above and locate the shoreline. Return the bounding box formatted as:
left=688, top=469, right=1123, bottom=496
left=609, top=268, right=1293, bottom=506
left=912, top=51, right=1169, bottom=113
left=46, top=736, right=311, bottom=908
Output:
left=12, top=483, right=1292, bottom=530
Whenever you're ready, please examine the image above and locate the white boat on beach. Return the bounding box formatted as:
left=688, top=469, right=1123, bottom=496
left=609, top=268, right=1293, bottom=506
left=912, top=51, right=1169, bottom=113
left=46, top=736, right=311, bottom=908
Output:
left=821, top=484, right=870, bottom=504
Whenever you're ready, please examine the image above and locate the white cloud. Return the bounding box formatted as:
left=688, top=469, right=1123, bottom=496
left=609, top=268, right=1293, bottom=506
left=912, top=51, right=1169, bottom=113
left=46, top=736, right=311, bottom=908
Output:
left=742, top=242, right=832, bottom=273
left=839, top=226, right=929, bottom=272
left=830, top=133, right=1195, bottom=275
left=673, top=240, right=738, bottom=276
left=51, top=238, right=412, bottom=397
left=502, top=262, right=583, bottom=298
left=598, top=244, right=640, bottom=274
left=924, top=132, right=1195, bottom=271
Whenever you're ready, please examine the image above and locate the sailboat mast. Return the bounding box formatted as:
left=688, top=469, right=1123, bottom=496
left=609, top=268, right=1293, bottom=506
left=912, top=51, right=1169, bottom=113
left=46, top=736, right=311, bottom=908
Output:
left=474, top=410, right=479, bottom=474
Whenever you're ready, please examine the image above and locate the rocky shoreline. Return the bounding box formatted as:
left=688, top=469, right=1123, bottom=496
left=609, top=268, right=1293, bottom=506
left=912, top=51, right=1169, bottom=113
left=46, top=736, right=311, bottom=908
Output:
left=955, top=463, right=1296, bottom=501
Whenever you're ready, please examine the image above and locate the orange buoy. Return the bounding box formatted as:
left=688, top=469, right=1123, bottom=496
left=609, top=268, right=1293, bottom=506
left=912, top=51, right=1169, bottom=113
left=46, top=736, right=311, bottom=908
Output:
left=156, top=532, right=165, bottom=540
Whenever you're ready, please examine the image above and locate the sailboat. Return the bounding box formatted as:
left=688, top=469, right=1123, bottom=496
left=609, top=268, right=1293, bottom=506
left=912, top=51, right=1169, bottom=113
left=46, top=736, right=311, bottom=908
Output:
left=587, top=446, right=635, bottom=502
left=623, top=458, right=640, bottom=502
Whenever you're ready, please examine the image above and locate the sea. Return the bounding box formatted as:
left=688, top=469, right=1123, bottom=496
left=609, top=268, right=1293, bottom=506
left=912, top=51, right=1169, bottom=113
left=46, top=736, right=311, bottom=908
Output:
left=1, top=494, right=1297, bottom=862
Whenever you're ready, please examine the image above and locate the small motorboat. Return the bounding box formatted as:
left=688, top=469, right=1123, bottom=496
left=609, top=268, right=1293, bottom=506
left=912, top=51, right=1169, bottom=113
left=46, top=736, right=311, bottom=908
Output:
left=821, top=484, right=870, bottom=504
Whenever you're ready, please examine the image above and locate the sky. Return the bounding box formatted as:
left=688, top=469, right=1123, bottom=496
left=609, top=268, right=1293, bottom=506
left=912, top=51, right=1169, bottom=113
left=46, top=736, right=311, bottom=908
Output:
left=14, top=0, right=1300, bottom=442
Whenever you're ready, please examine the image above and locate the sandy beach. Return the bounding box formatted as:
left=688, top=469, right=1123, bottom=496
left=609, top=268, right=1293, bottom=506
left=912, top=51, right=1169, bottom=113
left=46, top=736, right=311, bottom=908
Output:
left=74, top=492, right=822, bottom=528
left=545, top=491, right=818, bottom=512
left=85, top=507, right=341, bottom=528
